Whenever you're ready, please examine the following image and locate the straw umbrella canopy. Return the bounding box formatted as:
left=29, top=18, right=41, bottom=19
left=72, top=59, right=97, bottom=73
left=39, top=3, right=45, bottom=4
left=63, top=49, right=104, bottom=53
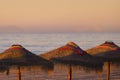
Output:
left=40, top=41, right=84, bottom=60
left=0, top=44, right=53, bottom=66
left=40, top=41, right=103, bottom=66
left=86, top=41, right=120, bottom=61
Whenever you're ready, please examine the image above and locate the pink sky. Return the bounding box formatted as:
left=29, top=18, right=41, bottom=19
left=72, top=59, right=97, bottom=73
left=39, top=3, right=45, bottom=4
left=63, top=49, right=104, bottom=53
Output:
left=0, top=0, right=120, bottom=33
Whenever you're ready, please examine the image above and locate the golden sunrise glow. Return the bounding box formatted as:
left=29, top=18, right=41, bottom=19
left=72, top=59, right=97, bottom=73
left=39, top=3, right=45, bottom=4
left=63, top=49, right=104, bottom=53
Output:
left=0, top=0, right=120, bottom=33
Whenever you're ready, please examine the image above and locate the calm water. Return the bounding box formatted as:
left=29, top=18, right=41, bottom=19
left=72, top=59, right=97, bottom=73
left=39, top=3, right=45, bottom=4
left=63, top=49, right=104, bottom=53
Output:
left=0, top=33, right=120, bottom=80
left=0, top=33, right=120, bottom=54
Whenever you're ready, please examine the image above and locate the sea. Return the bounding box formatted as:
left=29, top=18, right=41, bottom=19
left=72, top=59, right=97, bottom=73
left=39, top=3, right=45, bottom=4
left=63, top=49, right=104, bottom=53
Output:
left=0, top=33, right=120, bottom=54
left=0, top=33, right=120, bottom=80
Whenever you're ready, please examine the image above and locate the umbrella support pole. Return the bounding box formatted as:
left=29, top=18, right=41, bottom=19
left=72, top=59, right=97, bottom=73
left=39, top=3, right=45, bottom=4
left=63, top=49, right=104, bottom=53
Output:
left=107, top=62, right=110, bottom=80
left=68, top=65, right=72, bottom=80
left=18, top=66, right=21, bottom=80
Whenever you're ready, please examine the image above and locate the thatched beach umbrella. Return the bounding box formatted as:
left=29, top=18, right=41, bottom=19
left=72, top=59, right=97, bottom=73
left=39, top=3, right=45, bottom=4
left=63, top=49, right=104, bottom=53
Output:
left=86, top=41, right=120, bottom=61
left=40, top=41, right=103, bottom=66
left=43, top=41, right=103, bottom=66
left=0, top=44, right=53, bottom=80
left=86, top=41, right=120, bottom=80
left=0, top=44, right=53, bottom=66
left=40, top=41, right=103, bottom=80
left=40, top=41, right=84, bottom=60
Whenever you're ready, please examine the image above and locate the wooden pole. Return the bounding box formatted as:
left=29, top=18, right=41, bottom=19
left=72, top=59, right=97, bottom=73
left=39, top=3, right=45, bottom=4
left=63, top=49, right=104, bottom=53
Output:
left=68, top=65, right=72, bottom=80
left=107, top=62, right=110, bottom=80
left=6, top=67, right=9, bottom=75
left=18, top=66, right=21, bottom=80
